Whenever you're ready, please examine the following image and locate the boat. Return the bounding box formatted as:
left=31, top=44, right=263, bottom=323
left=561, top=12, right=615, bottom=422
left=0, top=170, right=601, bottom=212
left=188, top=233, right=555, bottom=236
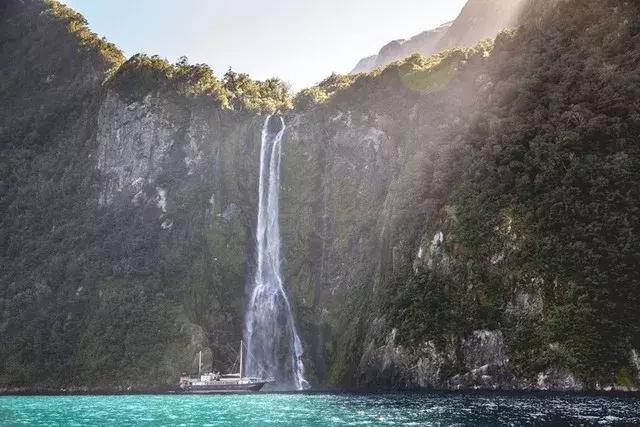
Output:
left=175, top=340, right=269, bottom=394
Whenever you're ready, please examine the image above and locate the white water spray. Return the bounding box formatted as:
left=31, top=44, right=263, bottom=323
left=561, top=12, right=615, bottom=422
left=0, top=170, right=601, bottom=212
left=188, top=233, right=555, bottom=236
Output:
left=244, top=116, right=309, bottom=390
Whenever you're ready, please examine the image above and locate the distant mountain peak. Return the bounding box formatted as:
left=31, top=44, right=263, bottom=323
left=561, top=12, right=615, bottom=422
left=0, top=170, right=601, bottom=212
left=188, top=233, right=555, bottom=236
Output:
left=350, top=0, right=526, bottom=74
left=351, top=55, right=378, bottom=74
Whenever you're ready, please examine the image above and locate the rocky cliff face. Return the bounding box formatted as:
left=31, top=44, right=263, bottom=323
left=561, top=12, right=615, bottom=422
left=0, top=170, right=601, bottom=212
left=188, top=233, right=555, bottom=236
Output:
left=0, top=0, right=268, bottom=388
left=2, top=0, right=640, bottom=392
left=289, top=0, right=640, bottom=391
left=87, top=88, right=267, bottom=386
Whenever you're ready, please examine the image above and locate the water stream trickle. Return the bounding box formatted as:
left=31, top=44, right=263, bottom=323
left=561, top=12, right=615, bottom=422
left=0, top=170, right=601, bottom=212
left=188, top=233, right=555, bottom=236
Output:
left=244, top=115, right=309, bottom=390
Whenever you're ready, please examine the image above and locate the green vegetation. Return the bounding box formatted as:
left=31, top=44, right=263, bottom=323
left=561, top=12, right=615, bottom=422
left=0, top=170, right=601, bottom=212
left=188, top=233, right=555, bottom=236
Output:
left=77, top=278, right=185, bottom=385
left=107, top=54, right=292, bottom=113
left=385, top=268, right=464, bottom=348
left=294, top=73, right=356, bottom=109
left=453, top=0, right=640, bottom=385
left=43, top=0, right=124, bottom=68
left=294, top=42, right=493, bottom=115
left=384, top=0, right=640, bottom=386
left=0, top=0, right=127, bottom=386
left=222, top=69, right=292, bottom=113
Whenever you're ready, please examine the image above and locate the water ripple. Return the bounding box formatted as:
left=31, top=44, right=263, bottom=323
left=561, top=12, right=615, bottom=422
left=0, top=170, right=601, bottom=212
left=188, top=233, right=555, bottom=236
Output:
left=1, top=393, right=639, bottom=426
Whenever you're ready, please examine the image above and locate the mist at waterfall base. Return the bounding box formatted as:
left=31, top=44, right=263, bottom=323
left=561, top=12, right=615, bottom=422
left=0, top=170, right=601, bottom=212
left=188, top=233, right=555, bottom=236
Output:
left=244, top=116, right=309, bottom=391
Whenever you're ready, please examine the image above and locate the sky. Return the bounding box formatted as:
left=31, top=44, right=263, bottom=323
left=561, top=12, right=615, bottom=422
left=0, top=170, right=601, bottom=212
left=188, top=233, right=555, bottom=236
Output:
left=60, top=0, right=468, bottom=90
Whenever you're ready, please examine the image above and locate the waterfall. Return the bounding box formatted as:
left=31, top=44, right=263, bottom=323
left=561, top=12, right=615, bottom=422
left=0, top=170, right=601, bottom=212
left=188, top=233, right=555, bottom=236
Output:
left=244, top=115, right=309, bottom=390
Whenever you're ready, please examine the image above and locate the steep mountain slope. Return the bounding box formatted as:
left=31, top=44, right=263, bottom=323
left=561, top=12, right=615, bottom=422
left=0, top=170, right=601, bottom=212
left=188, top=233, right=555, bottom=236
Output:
left=1, top=0, right=639, bottom=392
left=434, top=0, right=524, bottom=51
left=0, top=0, right=289, bottom=390
left=0, top=0, right=129, bottom=386
left=351, top=0, right=525, bottom=74
left=351, top=55, right=378, bottom=75
left=346, top=0, right=640, bottom=390
left=352, top=22, right=452, bottom=74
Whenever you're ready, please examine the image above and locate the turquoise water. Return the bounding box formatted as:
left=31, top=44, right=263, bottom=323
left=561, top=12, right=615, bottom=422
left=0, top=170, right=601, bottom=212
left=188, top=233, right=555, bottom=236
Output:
left=1, top=393, right=639, bottom=426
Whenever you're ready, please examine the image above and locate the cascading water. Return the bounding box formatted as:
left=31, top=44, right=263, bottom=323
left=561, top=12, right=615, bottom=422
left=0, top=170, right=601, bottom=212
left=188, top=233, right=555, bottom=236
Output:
left=244, top=115, right=309, bottom=390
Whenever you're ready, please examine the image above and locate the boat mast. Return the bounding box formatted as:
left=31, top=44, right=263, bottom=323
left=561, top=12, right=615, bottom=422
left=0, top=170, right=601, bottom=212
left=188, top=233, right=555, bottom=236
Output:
left=198, top=350, right=202, bottom=376
left=239, top=340, right=243, bottom=378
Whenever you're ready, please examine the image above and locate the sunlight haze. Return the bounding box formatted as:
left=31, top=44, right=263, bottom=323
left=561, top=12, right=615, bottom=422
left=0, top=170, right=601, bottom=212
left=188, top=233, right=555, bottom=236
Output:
left=59, top=0, right=468, bottom=89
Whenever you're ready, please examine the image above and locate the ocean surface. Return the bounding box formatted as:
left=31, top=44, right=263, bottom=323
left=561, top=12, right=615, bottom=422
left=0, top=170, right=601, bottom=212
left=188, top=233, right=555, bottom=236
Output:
left=1, top=392, right=639, bottom=426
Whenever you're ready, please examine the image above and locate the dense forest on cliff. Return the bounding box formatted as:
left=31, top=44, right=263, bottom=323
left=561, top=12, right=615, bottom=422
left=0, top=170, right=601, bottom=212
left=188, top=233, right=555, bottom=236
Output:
left=453, top=0, right=640, bottom=384
left=381, top=0, right=640, bottom=388
left=1, top=0, right=639, bottom=391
